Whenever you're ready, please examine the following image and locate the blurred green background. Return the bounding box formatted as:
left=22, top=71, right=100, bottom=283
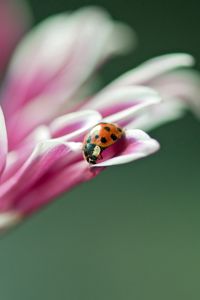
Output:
left=1, top=0, right=200, bottom=299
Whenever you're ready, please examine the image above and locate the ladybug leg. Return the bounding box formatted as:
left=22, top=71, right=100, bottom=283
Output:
left=96, top=152, right=103, bottom=161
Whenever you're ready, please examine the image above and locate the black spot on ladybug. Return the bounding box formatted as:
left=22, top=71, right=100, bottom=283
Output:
left=87, top=137, right=91, bottom=143
left=95, top=135, right=99, bottom=139
left=104, top=126, right=111, bottom=132
left=101, top=137, right=107, bottom=143
left=117, top=127, right=122, bottom=132
left=111, top=134, right=117, bottom=141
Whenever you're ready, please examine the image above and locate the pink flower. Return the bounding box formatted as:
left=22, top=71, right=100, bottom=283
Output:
left=0, top=6, right=199, bottom=230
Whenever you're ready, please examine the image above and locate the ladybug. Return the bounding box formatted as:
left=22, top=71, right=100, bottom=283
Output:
left=83, top=122, right=124, bottom=164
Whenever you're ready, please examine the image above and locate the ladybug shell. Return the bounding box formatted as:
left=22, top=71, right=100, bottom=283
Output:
left=84, top=122, right=124, bottom=148
left=83, top=123, right=124, bottom=164
left=83, top=122, right=124, bottom=160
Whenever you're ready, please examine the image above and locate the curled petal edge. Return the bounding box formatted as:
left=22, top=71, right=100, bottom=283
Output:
left=93, top=129, right=160, bottom=167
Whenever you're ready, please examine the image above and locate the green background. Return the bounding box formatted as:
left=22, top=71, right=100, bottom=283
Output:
left=1, top=0, right=200, bottom=299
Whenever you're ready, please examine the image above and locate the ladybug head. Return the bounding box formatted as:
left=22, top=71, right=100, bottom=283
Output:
left=83, top=143, right=101, bottom=164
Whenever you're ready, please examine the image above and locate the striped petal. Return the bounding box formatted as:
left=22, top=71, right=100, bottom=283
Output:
left=10, top=161, right=101, bottom=216
left=150, top=70, right=200, bottom=117
left=82, top=86, right=161, bottom=127
left=1, top=110, right=101, bottom=184
left=0, top=140, right=82, bottom=211
left=2, top=7, right=135, bottom=149
left=1, top=126, right=51, bottom=183
left=127, top=70, right=200, bottom=131
left=127, top=101, right=186, bottom=131
left=49, top=110, right=102, bottom=141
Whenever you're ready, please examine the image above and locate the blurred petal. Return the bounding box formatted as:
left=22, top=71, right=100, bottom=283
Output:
left=0, top=126, right=51, bottom=183
left=0, top=0, right=31, bottom=73
left=0, top=212, right=22, bottom=232
left=96, top=53, right=196, bottom=130
left=94, top=129, right=159, bottom=167
left=2, top=110, right=101, bottom=181
left=1, top=150, right=30, bottom=184
left=2, top=6, right=135, bottom=123
left=82, top=86, right=161, bottom=126
left=50, top=110, right=102, bottom=141
left=102, top=88, right=161, bottom=125
left=0, top=107, right=8, bottom=176
left=19, top=125, right=51, bottom=150
left=110, top=53, right=194, bottom=86
left=150, top=70, right=200, bottom=117
left=7, top=108, right=102, bottom=151
left=127, top=101, right=186, bottom=131
left=12, top=161, right=102, bottom=215
left=0, top=140, right=82, bottom=211
left=127, top=69, right=200, bottom=131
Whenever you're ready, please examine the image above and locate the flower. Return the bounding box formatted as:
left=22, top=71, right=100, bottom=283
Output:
left=0, top=6, right=199, bottom=231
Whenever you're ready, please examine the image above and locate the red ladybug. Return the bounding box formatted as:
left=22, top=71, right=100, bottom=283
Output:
left=83, top=122, right=124, bottom=164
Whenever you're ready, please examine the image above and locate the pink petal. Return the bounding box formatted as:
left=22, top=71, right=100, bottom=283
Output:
left=2, top=110, right=101, bottom=182
left=4, top=95, right=67, bottom=150
left=0, top=107, right=8, bottom=176
left=0, top=140, right=82, bottom=211
left=2, top=7, right=135, bottom=146
left=127, top=70, right=200, bottom=131
left=5, top=106, right=101, bottom=152
left=150, top=70, right=200, bottom=117
left=126, top=101, right=186, bottom=131
left=82, top=86, right=161, bottom=126
left=1, top=126, right=51, bottom=183
left=1, top=150, right=30, bottom=184
left=17, top=125, right=51, bottom=150
left=93, top=129, right=160, bottom=167
left=49, top=110, right=102, bottom=141
left=12, top=161, right=102, bottom=216
left=0, top=0, right=31, bottom=72
left=91, top=53, right=196, bottom=131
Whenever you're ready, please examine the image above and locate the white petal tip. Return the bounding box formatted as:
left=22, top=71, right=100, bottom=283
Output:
left=0, top=212, right=22, bottom=232
left=92, top=130, right=160, bottom=167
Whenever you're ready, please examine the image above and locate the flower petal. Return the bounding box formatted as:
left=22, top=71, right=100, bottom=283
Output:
left=2, top=7, right=135, bottom=149
left=2, top=110, right=100, bottom=182
left=127, top=101, right=186, bottom=131
left=0, top=211, right=22, bottom=232
left=93, top=129, right=160, bottom=167
left=2, top=6, right=135, bottom=117
left=127, top=69, right=200, bottom=131
left=0, top=107, right=8, bottom=176
left=94, top=53, right=196, bottom=130
left=12, top=161, right=102, bottom=216
left=0, top=140, right=82, bottom=211
left=82, top=86, right=161, bottom=126
left=150, top=69, right=200, bottom=117
left=49, top=110, right=102, bottom=141
left=0, top=126, right=51, bottom=183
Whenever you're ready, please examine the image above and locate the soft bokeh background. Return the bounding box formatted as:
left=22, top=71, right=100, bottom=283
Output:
left=1, top=0, right=200, bottom=299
